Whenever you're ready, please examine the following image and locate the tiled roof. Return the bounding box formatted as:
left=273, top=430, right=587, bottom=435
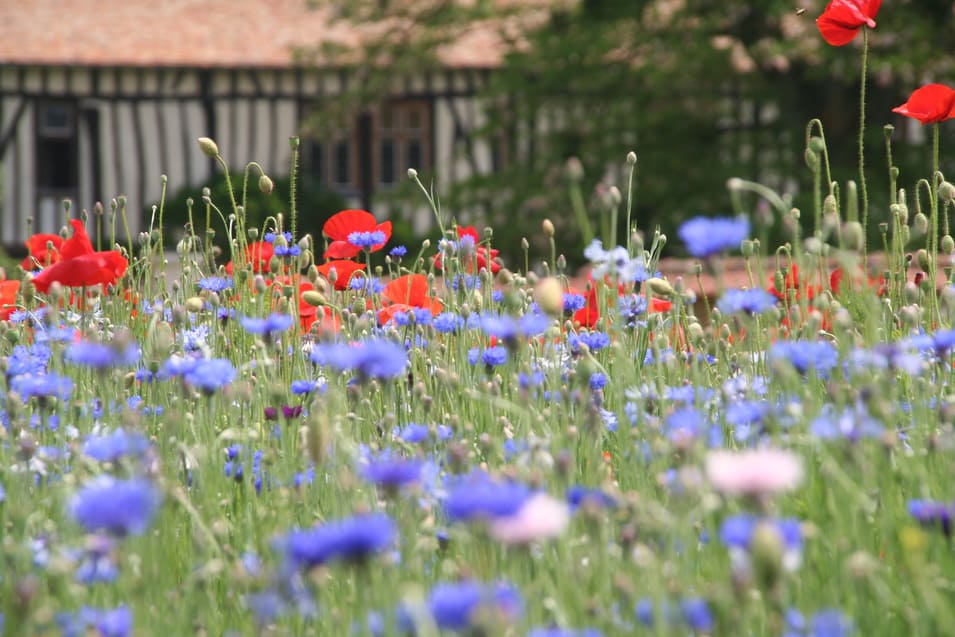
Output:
left=0, top=0, right=512, bottom=69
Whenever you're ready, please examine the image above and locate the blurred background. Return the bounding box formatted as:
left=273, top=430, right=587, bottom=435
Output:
left=0, top=0, right=952, bottom=268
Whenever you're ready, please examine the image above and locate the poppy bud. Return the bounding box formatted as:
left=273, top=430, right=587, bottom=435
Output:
left=197, top=137, right=219, bottom=157
left=940, top=181, right=955, bottom=203
left=804, top=148, right=819, bottom=171
left=542, top=218, right=555, bottom=237
left=842, top=221, right=864, bottom=252
left=258, top=174, right=274, bottom=195
left=521, top=237, right=529, bottom=251
left=808, top=136, right=826, bottom=153
left=645, top=277, right=674, bottom=298
left=943, top=235, right=955, bottom=255
left=626, top=150, right=637, bottom=165
left=184, top=297, right=204, bottom=313
left=302, top=291, right=328, bottom=309
left=535, top=277, right=564, bottom=316
left=916, top=248, right=932, bottom=272
left=913, top=212, right=929, bottom=236
left=565, top=157, right=584, bottom=181
left=407, top=168, right=418, bottom=179
left=740, top=240, right=754, bottom=258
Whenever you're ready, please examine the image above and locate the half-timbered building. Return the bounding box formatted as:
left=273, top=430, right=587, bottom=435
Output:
left=0, top=0, right=504, bottom=248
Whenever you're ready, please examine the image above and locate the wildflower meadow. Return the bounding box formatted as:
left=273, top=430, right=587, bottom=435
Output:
left=5, top=2, right=955, bottom=635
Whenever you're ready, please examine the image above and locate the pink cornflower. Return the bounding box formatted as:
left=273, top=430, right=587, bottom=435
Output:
left=705, top=449, right=803, bottom=497
left=488, top=493, right=570, bottom=545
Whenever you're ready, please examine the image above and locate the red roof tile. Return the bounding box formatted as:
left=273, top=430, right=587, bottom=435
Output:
left=0, top=0, right=513, bottom=68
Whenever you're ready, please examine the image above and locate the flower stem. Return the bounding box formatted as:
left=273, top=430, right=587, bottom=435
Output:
left=858, top=28, right=870, bottom=249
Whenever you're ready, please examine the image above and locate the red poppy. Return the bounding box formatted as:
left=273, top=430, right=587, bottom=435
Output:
left=21, top=233, right=64, bottom=270
left=892, top=84, right=955, bottom=125
left=31, top=250, right=128, bottom=294
left=768, top=265, right=820, bottom=301
left=59, top=219, right=94, bottom=260
left=0, top=279, right=19, bottom=320
left=433, top=226, right=502, bottom=274
left=571, top=282, right=671, bottom=329
left=816, top=0, right=880, bottom=46
left=377, top=273, right=443, bottom=325
left=323, top=209, right=392, bottom=260
left=226, top=241, right=275, bottom=275
left=316, top=260, right=367, bottom=291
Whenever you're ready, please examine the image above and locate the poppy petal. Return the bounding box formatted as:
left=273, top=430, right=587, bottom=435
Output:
left=60, top=219, right=95, bottom=260
left=323, top=209, right=377, bottom=241
left=382, top=274, right=430, bottom=307
left=316, top=260, right=366, bottom=290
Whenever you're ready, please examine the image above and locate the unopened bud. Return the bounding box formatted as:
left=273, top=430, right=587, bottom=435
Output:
left=916, top=248, right=932, bottom=272
left=534, top=277, right=564, bottom=316
left=626, top=151, right=637, bottom=165
left=184, top=297, right=204, bottom=313
left=301, top=290, right=327, bottom=307
left=197, top=137, right=219, bottom=157
left=939, top=181, right=955, bottom=203
left=542, top=219, right=555, bottom=237
left=407, top=168, right=418, bottom=179
left=645, top=277, right=674, bottom=298
left=913, top=213, right=929, bottom=236
left=842, top=221, right=864, bottom=252
left=258, top=174, right=274, bottom=195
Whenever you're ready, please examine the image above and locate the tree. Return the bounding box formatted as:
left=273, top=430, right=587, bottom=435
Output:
left=302, top=0, right=955, bottom=264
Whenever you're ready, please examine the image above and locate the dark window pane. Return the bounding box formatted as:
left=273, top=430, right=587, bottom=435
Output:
left=407, top=140, right=422, bottom=173
left=380, top=139, right=395, bottom=184
left=334, top=141, right=350, bottom=185
left=38, top=139, right=76, bottom=189
left=40, top=103, right=74, bottom=137
left=308, top=142, right=324, bottom=182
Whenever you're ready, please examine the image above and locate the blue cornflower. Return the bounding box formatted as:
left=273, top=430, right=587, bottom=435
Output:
left=184, top=358, right=237, bottom=394
left=433, top=312, right=464, bottom=333
left=274, top=244, right=301, bottom=257
left=12, top=373, right=73, bottom=401
left=726, top=400, right=769, bottom=427
left=281, top=512, right=396, bottom=568
left=810, top=403, right=884, bottom=441
left=618, top=294, right=648, bottom=326
left=69, top=476, right=161, bottom=537
left=908, top=500, right=955, bottom=536
left=482, top=346, right=508, bottom=367
left=427, top=581, right=523, bottom=631
left=569, top=331, right=611, bottom=352
left=678, top=216, right=750, bottom=258
left=786, top=609, right=854, bottom=637
left=584, top=239, right=648, bottom=282
left=563, top=293, right=586, bottom=313
left=7, top=343, right=51, bottom=376
left=527, top=627, right=603, bottom=637
left=180, top=325, right=211, bottom=352
left=519, top=312, right=550, bottom=336
left=360, top=453, right=422, bottom=488
left=680, top=598, right=713, bottom=632
left=395, top=423, right=430, bottom=444
left=347, top=230, right=387, bottom=249
left=310, top=339, right=408, bottom=381
left=197, top=276, right=233, bottom=292
left=66, top=341, right=141, bottom=369
left=291, top=379, right=322, bottom=395
left=769, top=340, right=839, bottom=378
left=444, top=476, right=531, bottom=522
left=58, top=606, right=132, bottom=637
left=716, top=288, right=777, bottom=315
left=73, top=535, right=119, bottom=584
left=566, top=486, right=616, bottom=511
left=720, top=514, right=803, bottom=552
left=665, top=407, right=706, bottom=443
left=83, top=428, right=150, bottom=462
left=389, top=245, right=407, bottom=258
left=589, top=372, right=607, bottom=391
left=0, top=482, right=4, bottom=503
left=349, top=276, right=386, bottom=294
left=240, top=313, right=295, bottom=335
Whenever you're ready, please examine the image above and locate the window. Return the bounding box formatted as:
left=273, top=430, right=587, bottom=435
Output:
left=374, top=100, right=431, bottom=188
left=301, top=99, right=431, bottom=200
left=36, top=101, right=78, bottom=233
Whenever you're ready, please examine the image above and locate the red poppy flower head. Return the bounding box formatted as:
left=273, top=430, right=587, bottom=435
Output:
left=226, top=241, right=275, bottom=275
left=60, top=219, right=94, bottom=260
left=892, top=84, right=955, bottom=126
left=323, top=209, right=392, bottom=259
left=21, top=233, right=65, bottom=270
left=0, top=279, right=19, bottom=321
left=816, top=0, right=880, bottom=46
left=31, top=250, right=128, bottom=294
